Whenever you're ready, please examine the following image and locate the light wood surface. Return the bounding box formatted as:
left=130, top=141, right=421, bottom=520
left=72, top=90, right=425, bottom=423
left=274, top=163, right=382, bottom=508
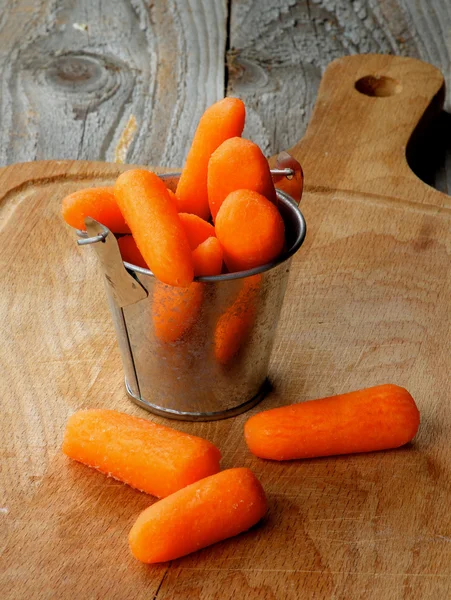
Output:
left=287, top=54, right=448, bottom=206
left=1, top=54, right=450, bottom=599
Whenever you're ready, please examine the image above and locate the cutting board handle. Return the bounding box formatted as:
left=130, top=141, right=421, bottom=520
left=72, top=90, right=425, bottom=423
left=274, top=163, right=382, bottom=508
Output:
left=288, top=54, right=447, bottom=206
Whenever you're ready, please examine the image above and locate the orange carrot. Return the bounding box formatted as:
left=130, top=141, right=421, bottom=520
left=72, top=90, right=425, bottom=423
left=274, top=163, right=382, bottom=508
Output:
left=179, top=213, right=216, bottom=249
left=61, top=187, right=130, bottom=233
left=166, top=188, right=177, bottom=207
left=192, top=237, right=223, bottom=276
left=176, top=98, right=246, bottom=219
left=152, top=281, right=204, bottom=343
left=63, top=409, right=221, bottom=497
left=215, top=189, right=285, bottom=272
left=115, top=169, right=193, bottom=287
left=208, top=137, right=277, bottom=220
left=272, top=151, right=304, bottom=205
left=129, top=468, right=267, bottom=563
left=214, top=274, right=260, bottom=364
left=118, top=236, right=148, bottom=269
left=244, top=384, right=420, bottom=461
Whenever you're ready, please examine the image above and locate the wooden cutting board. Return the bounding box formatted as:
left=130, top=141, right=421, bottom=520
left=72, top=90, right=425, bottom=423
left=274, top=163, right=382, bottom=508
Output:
left=1, top=55, right=450, bottom=600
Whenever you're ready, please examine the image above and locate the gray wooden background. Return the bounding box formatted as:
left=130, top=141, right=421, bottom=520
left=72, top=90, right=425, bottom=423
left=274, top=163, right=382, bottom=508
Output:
left=1, top=0, right=450, bottom=191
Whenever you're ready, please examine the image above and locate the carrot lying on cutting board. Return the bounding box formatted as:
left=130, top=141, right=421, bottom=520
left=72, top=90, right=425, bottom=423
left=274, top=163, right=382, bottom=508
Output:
left=244, top=384, right=420, bottom=461
left=63, top=409, right=221, bottom=497
left=129, top=468, right=267, bottom=563
left=176, top=98, right=246, bottom=219
left=192, top=237, right=223, bottom=276
left=117, top=236, right=148, bottom=269
left=179, top=213, right=216, bottom=250
left=208, top=137, right=278, bottom=220
left=152, top=281, right=204, bottom=343
left=214, top=274, right=261, bottom=364
left=215, top=189, right=285, bottom=272
left=61, top=187, right=130, bottom=233
left=114, top=169, right=193, bottom=287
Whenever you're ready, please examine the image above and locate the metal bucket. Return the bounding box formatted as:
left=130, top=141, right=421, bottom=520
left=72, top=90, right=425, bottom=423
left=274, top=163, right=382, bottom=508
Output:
left=78, top=173, right=306, bottom=420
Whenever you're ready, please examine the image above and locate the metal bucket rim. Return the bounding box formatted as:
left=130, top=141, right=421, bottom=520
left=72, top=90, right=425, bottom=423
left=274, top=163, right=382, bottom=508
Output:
left=77, top=171, right=307, bottom=282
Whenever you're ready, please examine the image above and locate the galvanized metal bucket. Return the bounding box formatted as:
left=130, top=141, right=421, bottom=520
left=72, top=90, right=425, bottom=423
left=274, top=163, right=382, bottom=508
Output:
left=78, top=173, right=306, bottom=421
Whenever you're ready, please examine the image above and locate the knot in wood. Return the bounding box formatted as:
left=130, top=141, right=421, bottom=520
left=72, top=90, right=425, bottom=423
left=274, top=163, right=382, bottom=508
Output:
left=46, top=54, right=104, bottom=92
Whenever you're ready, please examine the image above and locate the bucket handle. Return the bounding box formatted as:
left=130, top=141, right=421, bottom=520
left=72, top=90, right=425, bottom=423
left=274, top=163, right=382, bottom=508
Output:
left=78, top=217, right=148, bottom=308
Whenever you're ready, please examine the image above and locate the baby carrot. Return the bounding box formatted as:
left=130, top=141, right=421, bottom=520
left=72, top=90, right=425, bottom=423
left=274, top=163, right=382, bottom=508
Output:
left=129, top=468, right=267, bottom=563
left=166, top=188, right=177, bottom=207
left=61, top=187, right=130, bottom=233
left=214, top=274, right=260, bottom=364
left=208, top=137, right=277, bottom=220
left=152, top=281, right=204, bottom=343
left=192, top=237, right=223, bottom=276
left=176, top=98, right=246, bottom=219
left=114, top=169, right=193, bottom=287
left=63, top=409, right=221, bottom=497
left=272, top=151, right=304, bottom=205
left=118, top=236, right=148, bottom=269
left=244, top=384, right=420, bottom=461
left=179, top=213, right=216, bottom=250
left=215, top=189, right=285, bottom=272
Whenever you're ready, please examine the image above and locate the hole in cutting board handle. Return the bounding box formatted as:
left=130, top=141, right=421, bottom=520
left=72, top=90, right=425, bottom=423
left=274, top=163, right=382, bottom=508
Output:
left=355, top=75, right=402, bottom=97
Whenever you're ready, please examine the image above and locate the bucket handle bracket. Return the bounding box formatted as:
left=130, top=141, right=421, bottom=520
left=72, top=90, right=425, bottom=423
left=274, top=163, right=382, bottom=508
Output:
left=78, top=217, right=148, bottom=308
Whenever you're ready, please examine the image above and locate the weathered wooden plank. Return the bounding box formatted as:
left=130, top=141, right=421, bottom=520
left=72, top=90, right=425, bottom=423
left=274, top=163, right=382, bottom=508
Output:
left=0, top=0, right=227, bottom=168
left=2, top=0, right=451, bottom=193
left=227, top=0, right=451, bottom=193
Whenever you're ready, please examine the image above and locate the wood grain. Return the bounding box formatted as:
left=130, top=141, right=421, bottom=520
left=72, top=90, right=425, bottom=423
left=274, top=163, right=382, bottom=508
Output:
left=2, top=0, right=451, bottom=193
left=1, top=55, right=450, bottom=599
left=287, top=54, right=448, bottom=207
left=227, top=0, right=451, bottom=193
left=0, top=0, right=227, bottom=167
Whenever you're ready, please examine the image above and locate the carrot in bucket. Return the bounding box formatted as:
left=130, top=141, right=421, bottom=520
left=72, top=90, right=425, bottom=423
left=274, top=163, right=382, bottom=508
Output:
left=214, top=274, right=261, bottom=364
left=117, top=235, right=148, bottom=269
left=152, top=281, right=204, bottom=344
left=208, top=137, right=278, bottom=220
left=215, top=189, right=285, bottom=272
left=176, top=98, right=246, bottom=219
left=192, top=237, right=223, bottom=276
left=179, top=213, right=216, bottom=249
left=62, top=187, right=130, bottom=233
left=114, top=169, right=194, bottom=287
